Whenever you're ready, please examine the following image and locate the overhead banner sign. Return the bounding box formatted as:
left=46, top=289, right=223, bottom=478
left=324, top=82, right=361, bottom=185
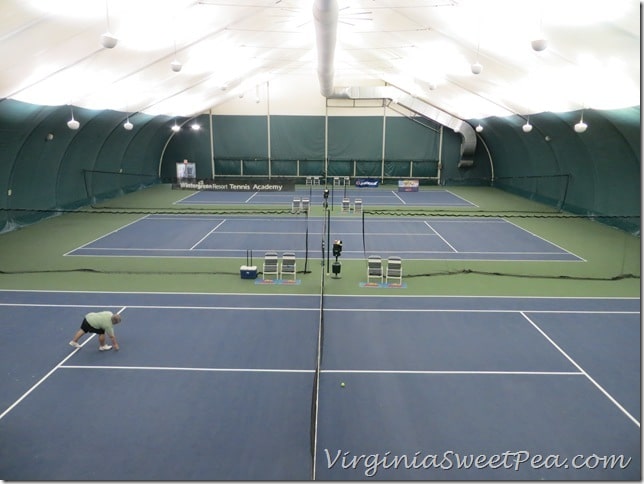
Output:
left=355, top=178, right=380, bottom=188
left=398, top=179, right=419, bottom=192
left=172, top=178, right=295, bottom=192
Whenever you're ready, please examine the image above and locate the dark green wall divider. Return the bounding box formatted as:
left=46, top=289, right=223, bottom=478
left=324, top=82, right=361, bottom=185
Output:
left=270, top=116, right=324, bottom=160
left=469, top=107, right=640, bottom=233
left=0, top=99, right=173, bottom=231
left=0, top=97, right=638, bottom=236
left=162, top=114, right=454, bottom=182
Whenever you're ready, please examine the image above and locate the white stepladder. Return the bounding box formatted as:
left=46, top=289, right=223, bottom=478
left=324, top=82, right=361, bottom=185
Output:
left=353, top=198, right=362, bottom=214
left=291, top=197, right=301, bottom=213
left=341, top=198, right=350, bottom=213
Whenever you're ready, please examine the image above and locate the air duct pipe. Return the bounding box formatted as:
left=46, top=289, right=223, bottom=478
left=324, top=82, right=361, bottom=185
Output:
left=312, top=0, right=338, bottom=97
left=312, top=0, right=476, bottom=160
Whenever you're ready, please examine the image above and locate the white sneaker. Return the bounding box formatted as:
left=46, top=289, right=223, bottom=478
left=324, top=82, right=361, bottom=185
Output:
left=69, top=341, right=81, bottom=348
left=99, top=344, right=113, bottom=351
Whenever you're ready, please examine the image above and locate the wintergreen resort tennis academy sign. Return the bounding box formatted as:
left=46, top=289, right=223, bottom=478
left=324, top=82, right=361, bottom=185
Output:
left=173, top=179, right=295, bottom=192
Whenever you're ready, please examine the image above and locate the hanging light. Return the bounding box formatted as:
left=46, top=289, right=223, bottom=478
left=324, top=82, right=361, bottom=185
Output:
left=191, top=122, right=200, bottom=131
left=123, top=117, right=133, bottom=130
left=101, top=32, right=118, bottom=49
left=171, top=122, right=181, bottom=132
left=170, top=40, right=182, bottom=72
left=531, top=15, right=547, bottom=52
left=531, top=38, right=548, bottom=52
left=471, top=39, right=483, bottom=74
left=574, top=114, right=588, bottom=133
left=522, top=117, right=533, bottom=133
left=67, top=106, right=80, bottom=130
left=100, top=1, right=118, bottom=48
left=475, top=124, right=483, bottom=133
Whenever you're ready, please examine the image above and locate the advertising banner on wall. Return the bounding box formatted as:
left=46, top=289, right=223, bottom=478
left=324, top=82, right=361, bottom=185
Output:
left=172, top=178, right=295, bottom=192
left=355, top=178, right=380, bottom=187
left=398, top=179, right=419, bottom=192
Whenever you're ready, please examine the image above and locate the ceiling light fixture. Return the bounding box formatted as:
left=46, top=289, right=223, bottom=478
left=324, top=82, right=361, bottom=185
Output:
left=531, top=38, right=548, bottom=52
left=170, top=59, right=183, bottom=73
left=574, top=112, right=588, bottom=133
left=522, top=117, right=533, bottom=132
left=471, top=38, right=483, bottom=75
left=191, top=123, right=200, bottom=131
left=100, top=0, right=118, bottom=49
left=170, top=41, right=182, bottom=72
left=67, top=106, right=80, bottom=130
left=171, top=122, right=181, bottom=132
left=531, top=15, right=547, bottom=52
left=475, top=124, right=483, bottom=133
left=123, top=117, right=133, bottom=130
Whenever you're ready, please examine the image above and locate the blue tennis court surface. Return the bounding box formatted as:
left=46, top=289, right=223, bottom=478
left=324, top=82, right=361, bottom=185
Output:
left=175, top=187, right=477, bottom=207
left=0, top=291, right=639, bottom=480
left=66, top=214, right=582, bottom=261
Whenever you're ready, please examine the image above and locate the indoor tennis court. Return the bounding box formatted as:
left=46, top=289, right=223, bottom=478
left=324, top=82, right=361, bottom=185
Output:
left=65, top=211, right=583, bottom=261
left=0, top=290, right=638, bottom=480
left=0, top=0, right=639, bottom=481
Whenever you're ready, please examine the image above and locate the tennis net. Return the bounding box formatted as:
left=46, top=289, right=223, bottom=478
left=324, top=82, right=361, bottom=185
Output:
left=310, top=204, right=329, bottom=479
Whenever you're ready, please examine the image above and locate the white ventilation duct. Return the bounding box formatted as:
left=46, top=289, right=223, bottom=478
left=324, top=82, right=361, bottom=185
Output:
left=312, top=0, right=477, bottom=160
left=312, top=0, right=338, bottom=97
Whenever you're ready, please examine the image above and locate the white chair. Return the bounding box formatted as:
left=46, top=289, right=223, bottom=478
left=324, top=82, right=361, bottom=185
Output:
left=280, top=252, right=297, bottom=280
left=341, top=198, right=350, bottom=213
left=386, top=256, right=403, bottom=285
left=262, top=251, right=279, bottom=280
left=367, top=255, right=383, bottom=283
left=291, top=197, right=301, bottom=213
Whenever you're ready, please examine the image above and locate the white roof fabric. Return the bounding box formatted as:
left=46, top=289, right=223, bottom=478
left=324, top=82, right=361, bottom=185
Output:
left=0, top=0, right=639, bottom=119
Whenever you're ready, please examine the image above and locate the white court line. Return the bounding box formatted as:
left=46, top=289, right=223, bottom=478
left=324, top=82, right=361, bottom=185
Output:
left=245, top=192, right=259, bottom=203
left=0, top=307, right=127, bottom=421
left=171, top=192, right=198, bottom=205
left=0, top=302, right=318, bottom=311
left=60, top=365, right=314, bottom=373
left=520, top=311, right=640, bottom=428
left=63, top=214, right=151, bottom=256
left=190, top=219, right=226, bottom=250
left=502, top=218, right=585, bottom=261
left=323, top=307, right=639, bottom=315
left=444, top=189, right=480, bottom=207
left=0, top=334, right=96, bottom=421
left=0, top=303, right=636, bottom=315
left=391, top=191, right=406, bottom=204
left=424, top=221, right=458, bottom=252
left=322, top=370, right=583, bottom=375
